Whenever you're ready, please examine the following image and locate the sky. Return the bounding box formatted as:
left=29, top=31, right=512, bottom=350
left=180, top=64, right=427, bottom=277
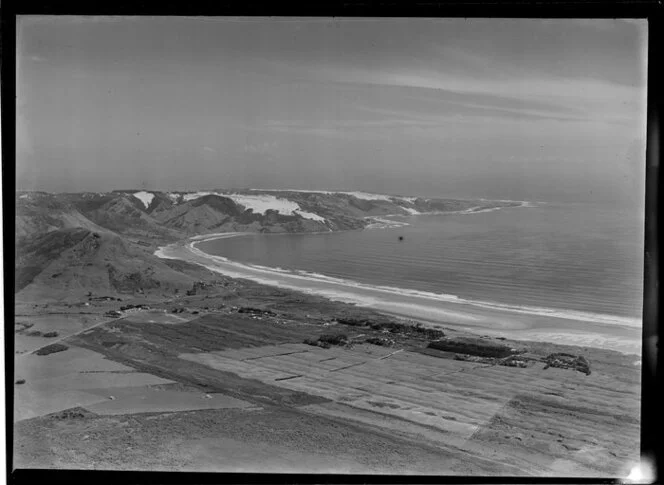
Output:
left=16, top=16, right=647, bottom=205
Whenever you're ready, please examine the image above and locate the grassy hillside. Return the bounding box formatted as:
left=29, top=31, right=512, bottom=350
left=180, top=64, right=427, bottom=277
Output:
left=15, top=228, right=217, bottom=301
left=16, top=193, right=107, bottom=240
left=14, top=189, right=517, bottom=299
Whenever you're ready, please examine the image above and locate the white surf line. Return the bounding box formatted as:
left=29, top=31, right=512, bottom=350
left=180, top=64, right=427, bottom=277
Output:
left=154, top=232, right=641, bottom=355
left=157, top=234, right=640, bottom=329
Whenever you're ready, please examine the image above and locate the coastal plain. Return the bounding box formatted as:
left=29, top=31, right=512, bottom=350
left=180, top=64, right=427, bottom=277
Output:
left=14, top=289, right=640, bottom=475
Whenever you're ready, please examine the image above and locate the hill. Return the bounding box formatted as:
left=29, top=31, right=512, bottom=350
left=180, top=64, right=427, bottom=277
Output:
left=14, top=189, right=521, bottom=299
left=16, top=192, right=107, bottom=240
left=15, top=228, right=217, bottom=302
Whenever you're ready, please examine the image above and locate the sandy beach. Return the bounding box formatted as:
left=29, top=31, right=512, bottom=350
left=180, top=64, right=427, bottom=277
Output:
left=156, top=233, right=642, bottom=356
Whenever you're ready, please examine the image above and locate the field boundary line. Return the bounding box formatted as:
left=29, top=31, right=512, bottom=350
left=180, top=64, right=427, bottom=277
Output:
left=24, top=316, right=128, bottom=356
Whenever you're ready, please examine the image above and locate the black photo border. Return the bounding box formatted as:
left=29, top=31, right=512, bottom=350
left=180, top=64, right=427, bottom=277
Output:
left=2, top=1, right=662, bottom=484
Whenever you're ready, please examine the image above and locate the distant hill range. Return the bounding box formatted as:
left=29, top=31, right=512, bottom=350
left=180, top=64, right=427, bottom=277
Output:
left=14, top=189, right=521, bottom=300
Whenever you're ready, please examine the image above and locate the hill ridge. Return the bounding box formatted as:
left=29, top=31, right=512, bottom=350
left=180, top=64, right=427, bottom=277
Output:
left=15, top=189, right=523, bottom=299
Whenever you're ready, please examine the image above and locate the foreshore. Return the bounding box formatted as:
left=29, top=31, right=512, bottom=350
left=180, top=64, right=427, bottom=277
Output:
left=155, top=232, right=642, bottom=356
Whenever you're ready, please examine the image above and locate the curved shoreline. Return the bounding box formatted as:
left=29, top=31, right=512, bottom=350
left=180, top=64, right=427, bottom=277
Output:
left=155, top=228, right=641, bottom=355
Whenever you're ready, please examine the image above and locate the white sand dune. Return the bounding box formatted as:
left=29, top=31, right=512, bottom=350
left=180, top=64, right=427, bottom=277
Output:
left=175, top=191, right=327, bottom=222
left=133, top=191, right=155, bottom=208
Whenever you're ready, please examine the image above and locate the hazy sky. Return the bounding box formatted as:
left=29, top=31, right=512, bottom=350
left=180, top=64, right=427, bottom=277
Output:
left=17, top=17, right=647, bottom=204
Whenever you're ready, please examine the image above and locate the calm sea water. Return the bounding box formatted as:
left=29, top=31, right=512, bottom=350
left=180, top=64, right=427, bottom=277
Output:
left=197, top=201, right=644, bottom=320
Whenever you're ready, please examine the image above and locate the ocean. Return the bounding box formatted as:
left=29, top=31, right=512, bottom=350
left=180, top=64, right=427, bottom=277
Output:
left=190, top=200, right=645, bottom=354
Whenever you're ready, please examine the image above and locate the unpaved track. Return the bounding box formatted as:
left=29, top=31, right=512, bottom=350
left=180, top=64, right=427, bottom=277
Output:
left=19, top=315, right=127, bottom=357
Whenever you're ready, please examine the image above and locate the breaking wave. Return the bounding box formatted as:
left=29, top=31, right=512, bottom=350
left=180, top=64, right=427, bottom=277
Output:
left=157, top=234, right=641, bottom=330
